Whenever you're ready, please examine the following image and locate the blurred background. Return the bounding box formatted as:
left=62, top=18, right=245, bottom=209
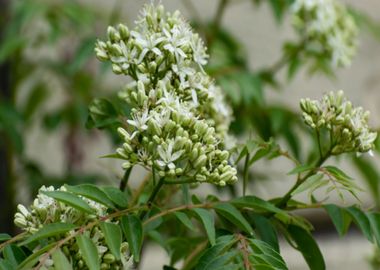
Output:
left=1, top=0, right=380, bottom=269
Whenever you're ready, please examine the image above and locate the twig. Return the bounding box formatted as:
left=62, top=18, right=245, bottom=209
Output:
left=236, top=234, right=253, bottom=270
left=138, top=177, right=165, bottom=219
left=276, top=150, right=331, bottom=209
left=181, top=240, right=208, bottom=270
left=131, top=172, right=152, bottom=205
left=0, top=232, right=27, bottom=250
left=119, top=167, right=132, bottom=191
left=243, top=153, right=250, bottom=196
left=143, top=203, right=213, bottom=226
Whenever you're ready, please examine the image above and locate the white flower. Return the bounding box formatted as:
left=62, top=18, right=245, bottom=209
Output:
left=191, top=34, right=208, bottom=66
left=127, top=108, right=150, bottom=131
left=110, top=41, right=138, bottom=71
left=156, top=140, right=185, bottom=169
left=291, top=0, right=358, bottom=68
left=131, top=31, right=165, bottom=63
left=163, top=25, right=189, bottom=62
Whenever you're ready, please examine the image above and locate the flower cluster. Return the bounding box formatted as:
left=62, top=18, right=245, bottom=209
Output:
left=291, top=0, right=358, bottom=68
left=95, top=3, right=237, bottom=186
left=300, top=90, right=377, bottom=155
left=14, top=186, right=133, bottom=269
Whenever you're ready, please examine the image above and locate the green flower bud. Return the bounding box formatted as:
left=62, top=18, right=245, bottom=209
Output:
left=194, top=154, right=207, bottom=168
left=107, top=26, right=120, bottom=42
left=196, top=174, right=207, bottom=182
left=103, top=253, right=116, bottom=264
left=112, top=64, right=123, bottom=74
left=118, top=23, right=130, bottom=40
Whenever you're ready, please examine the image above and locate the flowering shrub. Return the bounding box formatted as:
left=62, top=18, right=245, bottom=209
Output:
left=1, top=2, right=380, bottom=270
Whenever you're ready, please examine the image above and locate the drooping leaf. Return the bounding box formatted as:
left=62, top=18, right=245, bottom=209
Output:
left=345, top=206, right=372, bottom=242
left=250, top=214, right=279, bottom=252
left=323, top=204, right=352, bottom=237
left=41, top=191, right=95, bottom=214
left=76, top=234, right=100, bottom=270
left=192, top=208, right=216, bottom=246
left=121, top=215, right=143, bottom=262
left=0, top=259, right=13, bottom=270
left=65, top=184, right=115, bottom=209
left=195, top=235, right=237, bottom=270
left=367, top=213, right=380, bottom=247
left=287, top=225, right=325, bottom=270
left=52, top=248, right=73, bottom=270
left=3, top=245, right=27, bottom=268
left=174, top=212, right=196, bottom=232
left=213, top=203, right=253, bottom=234
left=352, top=157, right=380, bottom=204
left=17, top=242, right=56, bottom=270
left=248, top=239, right=288, bottom=269
left=99, top=222, right=122, bottom=260
left=100, top=186, right=129, bottom=208
left=21, top=223, right=76, bottom=246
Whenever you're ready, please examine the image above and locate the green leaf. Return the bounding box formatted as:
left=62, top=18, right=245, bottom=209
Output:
left=195, top=235, right=237, bottom=270
left=367, top=213, right=380, bottom=247
left=352, top=157, right=380, bottom=204
left=41, top=191, right=95, bottom=214
left=121, top=215, right=143, bottom=262
left=250, top=214, right=279, bottom=252
left=291, top=174, right=325, bottom=196
left=323, top=166, right=353, bottom=181
left=345, top=206, right=372, bottom=242
left=65, top=184, right=115, bottom=209
left=0, top=259, right=13, bottom=270
left=99, top=222, right=122, bottom=260
left=100, top=186, right=129, bottom=208
left=174, top=212, right=195, bottom=231
left=231, top=196, right=283, bottom=214
left=192, top=208, right=216, bottom=245
left=86, top=98, right=120, bottom=129
left=323, top=204, right=352, bottom=237
left=17, top=242, right=56, bottom=270
left=3, top=245, right=27, bottom=267
left=76, top=234, right=100, bottom=270
left=52, top=248, right=73, bottom=270
left=21, top=223, right=76, bottom=245
left=0, top=103, right=24, bottom=154
left=248, top=239, right=288, bottom=269
left=287, top=164, right=314, bottom=175
left=0, top=234, right=11, bottom=242
left=22, top=84, right=48, bottom=120
left=214, top=203, right=253, bottom=234
left=287, top=225, right=325, bottom=270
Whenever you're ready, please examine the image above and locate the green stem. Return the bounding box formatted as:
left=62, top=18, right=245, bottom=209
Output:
left=163, top=179, right=197, bottom=185
left=243, top=154, right=250, bottom=196
left=276, top=151, right=330, bottom=209
left=207, top=0, right=229, bottom=46
left=119, top=167, right=132, bottom=191
left=316, top=130, right=323, bottom=159
left=139, top=177, right=165, bottom=219
left=261, top=39, right=307, bottom=76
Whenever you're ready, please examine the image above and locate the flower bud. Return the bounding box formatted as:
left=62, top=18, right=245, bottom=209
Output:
left=118, top=23, right=130, bottom=40
left=107, top=26, right=119, bottom=42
